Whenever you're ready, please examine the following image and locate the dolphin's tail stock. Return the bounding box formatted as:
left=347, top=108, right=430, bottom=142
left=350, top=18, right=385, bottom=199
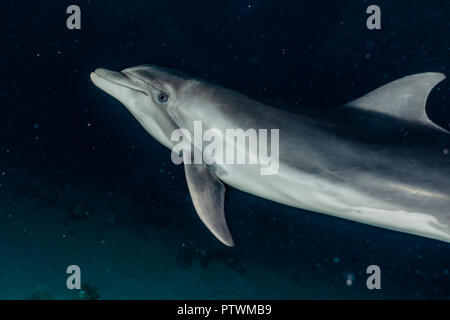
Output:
left=343, top=73, right=448, bottom=134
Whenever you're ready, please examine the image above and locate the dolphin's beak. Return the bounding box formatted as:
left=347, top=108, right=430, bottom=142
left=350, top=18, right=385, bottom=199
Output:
left=90, top=68, right=147, bottom=102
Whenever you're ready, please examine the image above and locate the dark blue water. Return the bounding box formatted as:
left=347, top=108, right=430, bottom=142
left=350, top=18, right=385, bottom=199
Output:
left=0, top=0, right=449, bottom=299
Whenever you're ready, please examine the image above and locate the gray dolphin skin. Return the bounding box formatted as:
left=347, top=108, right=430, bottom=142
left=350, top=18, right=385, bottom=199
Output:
left=90, top=65, right=449, bottom=247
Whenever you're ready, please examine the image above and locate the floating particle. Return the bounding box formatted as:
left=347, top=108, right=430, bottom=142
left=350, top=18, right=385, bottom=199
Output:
left=345, top=273, right=355, bottom=286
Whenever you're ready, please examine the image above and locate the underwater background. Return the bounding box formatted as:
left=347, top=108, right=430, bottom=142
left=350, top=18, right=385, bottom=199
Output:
left=1, top=0, right=449, bottom=299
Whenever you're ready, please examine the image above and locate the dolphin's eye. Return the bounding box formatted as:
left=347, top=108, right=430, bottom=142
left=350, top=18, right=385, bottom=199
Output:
left=157, top=92, right=169, bottom=104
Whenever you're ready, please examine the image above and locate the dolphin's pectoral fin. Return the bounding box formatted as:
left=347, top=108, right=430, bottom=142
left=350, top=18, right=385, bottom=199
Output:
left=184, top=163, right=235, bottom=247
left=343, top=73, right=448, bottom=133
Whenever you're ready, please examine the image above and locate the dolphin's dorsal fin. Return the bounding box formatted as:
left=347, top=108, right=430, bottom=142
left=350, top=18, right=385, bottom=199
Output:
left=343, top=73, right=447, bottom=133
left=184, top=163, right=235, bottom=247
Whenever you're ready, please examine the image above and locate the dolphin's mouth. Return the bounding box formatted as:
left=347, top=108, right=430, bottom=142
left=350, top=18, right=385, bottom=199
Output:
left=90, top=68, right=148, bottom=97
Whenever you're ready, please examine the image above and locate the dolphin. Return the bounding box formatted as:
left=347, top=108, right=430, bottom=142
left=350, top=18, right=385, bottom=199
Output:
left=90, top=65, right=449, bottom=247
